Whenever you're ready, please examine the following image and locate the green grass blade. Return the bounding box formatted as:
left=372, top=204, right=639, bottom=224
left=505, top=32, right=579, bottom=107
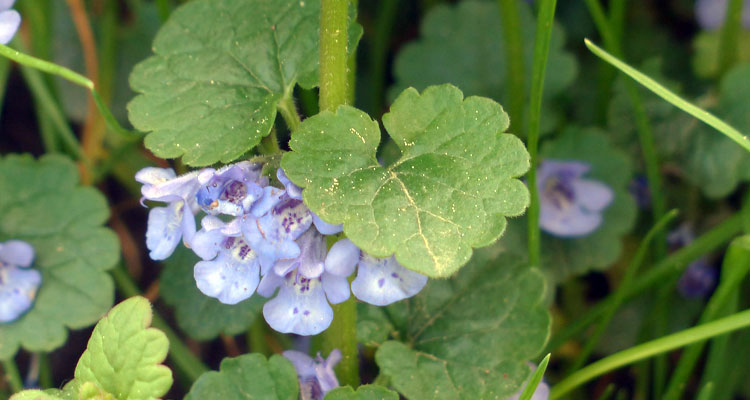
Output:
left=526, top=0, right=558, bottom=268
left=550, top=308, right=750, bottom=399
left=519, top=354, right=551, bottom=400
left=585, top=39, right=750, bottom=153
left=662, top=235, right=750, bottom=400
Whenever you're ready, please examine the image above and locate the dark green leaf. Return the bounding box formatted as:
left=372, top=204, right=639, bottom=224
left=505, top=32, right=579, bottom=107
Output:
left=0, top=155, right=119, bottom=359
left=159, top=246, right=265, bottom=340
left=374, top=249, right=550, bottom=400
left=128, top=0, right=360, bottom=166
left=282, top=84, right=530, bottom=277
left=390, top=0, right=577, bottom=135
left=185, top=353, right=298, bottom=400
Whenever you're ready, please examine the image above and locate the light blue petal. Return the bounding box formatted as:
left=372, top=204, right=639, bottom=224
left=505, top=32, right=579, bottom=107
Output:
left=312, top=213, right=343, bottom=235
left=539, top=202, right=602, bottom=237
left=324, top=239, right=359, bottom=277
left=190, top=227, right=225, bottom=260
left=263, top=272, right=333, bottom=335
left=277, top=168, right=303, bottom=200
left=573, top=180, right=613, bottom=212
left=193, top=243, right=261, bottom=304
left=0, top=1, right=16, bottom=11
left=0, top=9, right=19, bottom=45
left=0, top=240, right=34, bottom=267
left=283, top=350, right=317, bottom=378
left=316, top=349, right=341, bottom=393
left=242, top=214, right=301, bottom=271
left=351, top=255, right=427, bottom=306
left=257, top=271, right=284, bottom=297
left=135, top=167, right=176, bottom=184
left=0, top=264, right=41, bottom=323
left=249, top=187, right=285, bottom=217
left=322, top=272, right=350, bottom=304
left=140, top=170, right=200, bottom=203
left=273, top=199, right=313, bottom=240
left=145, top=203, right=184, bottom=260
left=295, top=230, right=326, bottom=279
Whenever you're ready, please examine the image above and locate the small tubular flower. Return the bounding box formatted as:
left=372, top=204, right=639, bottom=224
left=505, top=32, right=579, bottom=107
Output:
left=537, top=160, right=613, bottom=237
left=195, top=162, right=265, bottom=216
left=0, top=0, right=20, bottom=45
left=0, top=240, right=41, bottom=323
left=283, top=349, right=341, bottom=400
left=193, top=237, right=261, bottom=304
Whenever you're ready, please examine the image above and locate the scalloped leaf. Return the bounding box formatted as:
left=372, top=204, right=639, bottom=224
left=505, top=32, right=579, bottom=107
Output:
left=70, top=296, right=172, bottom=400
left=185, top=353, right=298, bottom=400
left=373, top=248, right=550, bottom=400
left=325, top=385, right=399, bottom=400
left=10, top=390, right=66, bottom=400
left=128, top=0, right=361, bottom=166
left=390, top=0, right=577, bottom=134
left=282, top=84, right=530, bottom=277
left=499, top=128, right=636, bottom=284
left=159, top=246, right=265, bottom=340
left=0, top=155, right=119, bottom=360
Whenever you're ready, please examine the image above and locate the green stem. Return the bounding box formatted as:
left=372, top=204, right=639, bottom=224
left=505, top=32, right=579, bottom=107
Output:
left=319, top=0, right=351, bottom=112
left=248, top=317, right=270, bottom=356
left=38, top=353, right=52, bottom=389
left=718, top=0, right=744, bottom=75
left=550, top=308, right=750, bottom=399
left=111, top=265, right=209, bottom=383
left=0, top=57, right=9, bottom=116
left=0, top=42, right=141, bottom=142
left=278, top=95, right=302, bottom=133
left=525, top=0, right=558, bottom=268
left=497, top=0, right=525, bottom=131
left=316, top=0, right=359, bottom=387
left=567, top=210, right=678, bottom=374
left=582, top=0, right=666, bottom=259
left=662, top=235, right=750, bottom=400
left=545, top=213, right=744, bottom=353
left=1, top=358, right=23, bottom=393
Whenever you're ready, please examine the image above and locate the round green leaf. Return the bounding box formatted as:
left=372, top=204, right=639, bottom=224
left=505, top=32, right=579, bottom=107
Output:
left=0, top=155, right=119, bottom=360
left=500, top=128, right=636, bottom=284
left=72, top=297, right=172, bottom=400
left=128, top=0, right=361, bottom=166
left=374, top=249, right=550, bottom=400
left=185, top=353, right=298, bottom=400
left=390, top=0, right=577, bottom=135
left=159, top=246, right=265, bottom=340
left=282, top=84, right=530, bottom=277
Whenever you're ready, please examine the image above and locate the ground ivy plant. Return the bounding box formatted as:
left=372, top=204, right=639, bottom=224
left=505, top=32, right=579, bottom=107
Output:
left=3, top=0, right=750, bottom=399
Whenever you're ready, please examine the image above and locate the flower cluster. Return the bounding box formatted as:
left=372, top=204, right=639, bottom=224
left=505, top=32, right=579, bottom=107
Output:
left=0, top=0, right=20, bottom=45
left=136, top=162, right=428, bottom=335
left=0, top=240, right=41, bottom=323
left=537, top=160, right=614, bottom=237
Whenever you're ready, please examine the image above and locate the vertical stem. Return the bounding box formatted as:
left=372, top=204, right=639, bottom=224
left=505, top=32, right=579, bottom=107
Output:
left=526, top=0, right=558, bottom=268
left=248, top=317, right=271, bottom=356
left=38, top=353, right=53, bottom=389
left=498, top=0, right=525, bottom=132
left=1, top=358, right=23, bottom=393
left=367, top=0, right=398, bottom=116
left=316, top=0, right=359, bottom=387
left=718, top=0, right=743, bottom=75
left=319, top=0, right=350, bottom=112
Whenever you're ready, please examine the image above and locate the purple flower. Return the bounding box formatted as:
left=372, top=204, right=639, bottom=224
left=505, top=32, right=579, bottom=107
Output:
left=695, top=0, right=750, bottom=30
left=241, top=196, right=312, bottom=271
left=678, top=259, right=717, bottom=299
left=507, top=363, right=550, bottom=400
left=195, top=162, right=265, bottom=216
left=136, top=167, right=202, bottom=260
left=537, top=160, right=614, bottom=237
left=0, top=0, right=20, bottom=45
left=193, top=236, right=261, bottom=304
left=283, top=349, right=341, bottom=399
left=628, top=175, right=651, bottom=209
left=0, top=240, right=41, bottom=323
left=258, top=232, right=355, bottom=335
